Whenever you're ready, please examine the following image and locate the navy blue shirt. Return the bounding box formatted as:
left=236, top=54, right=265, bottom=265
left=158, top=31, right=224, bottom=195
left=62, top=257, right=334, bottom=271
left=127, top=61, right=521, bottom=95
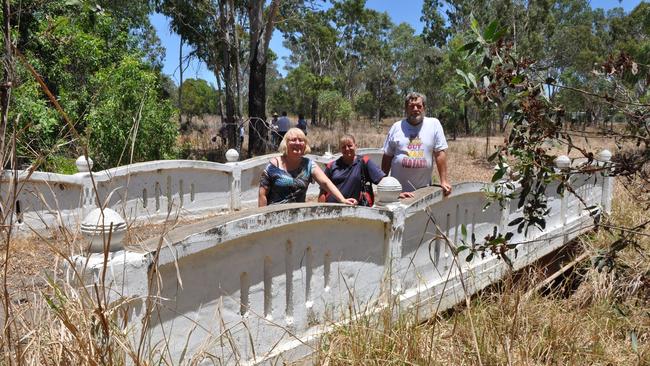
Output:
left=322, top=155, right=385, bottom=203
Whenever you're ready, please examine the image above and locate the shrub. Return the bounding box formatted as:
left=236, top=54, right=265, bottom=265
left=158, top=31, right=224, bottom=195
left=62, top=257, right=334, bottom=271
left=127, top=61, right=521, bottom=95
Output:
left=44, top=155, right=78, bottom=174
left=86, top=57, right=178, bottom=169
left=318, top=90, right=352, bottom=130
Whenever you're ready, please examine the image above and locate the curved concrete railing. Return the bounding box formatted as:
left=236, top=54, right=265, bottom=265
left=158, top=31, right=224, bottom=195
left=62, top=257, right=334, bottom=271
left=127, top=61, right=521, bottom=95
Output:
left=73, top=168, right=612, bottom=365
left=0, top=149, right=385, bottom=235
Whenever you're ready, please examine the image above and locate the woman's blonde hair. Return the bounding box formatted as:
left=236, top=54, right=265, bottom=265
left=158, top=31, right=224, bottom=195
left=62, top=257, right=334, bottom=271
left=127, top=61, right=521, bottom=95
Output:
left=278, top=127, right=311, bottom=155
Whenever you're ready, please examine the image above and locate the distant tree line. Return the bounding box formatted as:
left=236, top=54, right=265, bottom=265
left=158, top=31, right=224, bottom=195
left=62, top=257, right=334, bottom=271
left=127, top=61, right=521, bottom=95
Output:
left=1, top=0, right=647, bottom=169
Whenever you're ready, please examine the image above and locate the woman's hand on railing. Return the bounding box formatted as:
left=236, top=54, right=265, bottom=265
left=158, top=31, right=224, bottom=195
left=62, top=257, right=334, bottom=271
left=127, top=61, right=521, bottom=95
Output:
left=342, top=197, right=357, bottom=205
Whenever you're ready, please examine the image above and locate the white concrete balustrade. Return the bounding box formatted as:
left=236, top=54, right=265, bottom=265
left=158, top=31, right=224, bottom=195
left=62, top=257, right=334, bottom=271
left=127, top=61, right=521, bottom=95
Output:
left=0, top=149, right=385, bottom=235
left=73, top=158, right=613, bottom=365
left=4, top=149, right=613, bottom=363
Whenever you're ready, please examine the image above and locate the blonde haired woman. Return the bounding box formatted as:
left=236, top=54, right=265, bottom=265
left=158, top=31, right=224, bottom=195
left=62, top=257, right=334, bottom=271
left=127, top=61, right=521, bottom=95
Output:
left=259, top=128, right=357, bottom=206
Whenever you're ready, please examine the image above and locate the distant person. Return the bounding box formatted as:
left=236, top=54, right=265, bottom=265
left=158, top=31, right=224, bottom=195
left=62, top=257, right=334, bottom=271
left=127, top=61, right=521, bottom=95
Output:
left=277, top=111, right=291, bottom=140
left=218, top=124, right=228, bottom=146
left=239, top=123, right=245, bottom=148
left=270, top=112, right=280, bottom=147
left=297, top=114, right=308, bottom=135
left=259, top=128, right=357, bottom=206
left=381, top=92, right=451, bottom=198
left=318, top=134, right=385, bottom=206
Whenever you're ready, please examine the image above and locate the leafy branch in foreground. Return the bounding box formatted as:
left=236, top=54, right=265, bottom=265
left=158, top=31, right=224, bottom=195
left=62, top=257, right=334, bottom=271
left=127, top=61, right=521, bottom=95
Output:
left=454, top=16, right=649, bottom=267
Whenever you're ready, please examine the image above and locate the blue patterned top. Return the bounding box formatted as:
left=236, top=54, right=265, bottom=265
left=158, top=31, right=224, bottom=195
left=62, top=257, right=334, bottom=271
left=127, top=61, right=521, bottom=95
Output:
left=260, top=157, right=314, bottom=204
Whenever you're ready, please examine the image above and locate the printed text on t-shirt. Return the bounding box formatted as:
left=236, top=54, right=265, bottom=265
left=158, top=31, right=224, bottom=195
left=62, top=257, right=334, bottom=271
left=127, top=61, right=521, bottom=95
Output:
left=402, top=137, right=427, bottom=168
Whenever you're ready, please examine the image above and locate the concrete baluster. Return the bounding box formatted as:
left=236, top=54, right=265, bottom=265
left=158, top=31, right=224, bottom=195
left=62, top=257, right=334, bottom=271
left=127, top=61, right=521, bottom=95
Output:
left=597, top=149, right=613, bottom=214
left=554, top=155, right=571, bottom=244
left=75, top=155, right=97, bottom=219
left=225, top=149, right=241, bottom=211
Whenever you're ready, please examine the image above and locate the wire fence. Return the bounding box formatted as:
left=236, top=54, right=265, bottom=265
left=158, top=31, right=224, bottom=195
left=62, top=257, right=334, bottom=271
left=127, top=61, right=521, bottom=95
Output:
left=218, top=116, right=280, bottom=154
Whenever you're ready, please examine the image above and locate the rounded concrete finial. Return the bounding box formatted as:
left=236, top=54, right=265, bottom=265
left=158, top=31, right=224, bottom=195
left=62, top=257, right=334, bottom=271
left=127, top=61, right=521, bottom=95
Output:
left=81, top=208, right=127, bottom=253
left=554, top=155, right=571, bottom=169
left=597, top=149, right=612, bottom=162
left=376, top=176, right=402, bottom=205
left=75, top=155, right=93, bottom=173
left=225, top=149, right=239, bottom=162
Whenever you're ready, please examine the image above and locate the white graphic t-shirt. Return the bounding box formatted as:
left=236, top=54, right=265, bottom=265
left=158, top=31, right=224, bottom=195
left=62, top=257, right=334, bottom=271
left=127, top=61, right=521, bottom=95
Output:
left=382, top=117, right=448, bottom=192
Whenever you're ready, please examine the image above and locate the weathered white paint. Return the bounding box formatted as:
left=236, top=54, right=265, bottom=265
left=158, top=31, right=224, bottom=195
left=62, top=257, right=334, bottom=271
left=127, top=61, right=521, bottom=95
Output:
left=80, top=207, right=127, bottom=252
left=2, top=150, right=386, bottom=236
left=72, top=167, right=612, bottom=365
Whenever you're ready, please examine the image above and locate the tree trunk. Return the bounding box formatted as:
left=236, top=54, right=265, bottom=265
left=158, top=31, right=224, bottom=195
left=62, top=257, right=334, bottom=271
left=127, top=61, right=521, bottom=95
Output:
left=452, top=115, right=457, bottom=140
left=483, top=110, right=490, bottom=159
left=463, top=104, right=471, bottom=136
left=178, top=36, right=183, bottom=130
left=310, top=96, right=318, bottom=126
left=219, top=0, right=239, bottom=150
left=234, top=18, right=243, bottom=119
left=247, top=0, right=280, bottom=157
left=248, top=55, right=267, bottom=155
left=215, top=71, right=225, bottom=126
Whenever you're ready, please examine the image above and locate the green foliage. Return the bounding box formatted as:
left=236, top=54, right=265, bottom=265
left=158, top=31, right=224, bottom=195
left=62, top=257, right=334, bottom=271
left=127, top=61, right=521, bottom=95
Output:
left=455, top=12, right=649, bottom=269
left=43, top=155, right=78, bottom=175
left=268, top=65, right=333, bottom=115
left=86, top=57, right=177, bottom=169
left=6, top=0, right=175, bottom=170
left=317, top=90, right=352, bottom=130
left=354, top=91, right=377, bottom=119
left=11, top=80, right=61, bottom=160
left=179, top=78, right=219, bottom=118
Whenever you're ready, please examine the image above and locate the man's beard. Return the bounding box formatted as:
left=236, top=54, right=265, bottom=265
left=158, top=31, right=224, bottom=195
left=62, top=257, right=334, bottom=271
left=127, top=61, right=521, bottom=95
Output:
left=407, top=114, right=424, bottom=125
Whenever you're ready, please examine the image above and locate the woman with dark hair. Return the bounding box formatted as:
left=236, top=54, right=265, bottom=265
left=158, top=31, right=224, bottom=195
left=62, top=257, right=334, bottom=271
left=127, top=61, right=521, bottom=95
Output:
left=297, top=114, right=308, bottom=135
left=318, top=134, right=385, bottom=206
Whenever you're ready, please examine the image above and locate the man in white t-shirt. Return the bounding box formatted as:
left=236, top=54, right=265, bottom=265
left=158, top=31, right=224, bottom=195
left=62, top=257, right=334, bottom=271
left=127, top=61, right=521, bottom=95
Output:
left=381, top=92, right=451, bottom=198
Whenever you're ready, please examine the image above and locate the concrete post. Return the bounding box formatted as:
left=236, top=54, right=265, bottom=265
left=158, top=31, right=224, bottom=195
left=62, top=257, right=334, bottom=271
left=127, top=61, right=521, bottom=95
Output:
left=597, top=149, right=613, bottom=214
left=68, top=251, right=151, bottom=363
left=75, top=155, right=97, bottom=219
left=225, top=149, right=241, bottom=211
left=554, top=155, right=571, bottom=243
left=377, top=177, right=404, bottom=300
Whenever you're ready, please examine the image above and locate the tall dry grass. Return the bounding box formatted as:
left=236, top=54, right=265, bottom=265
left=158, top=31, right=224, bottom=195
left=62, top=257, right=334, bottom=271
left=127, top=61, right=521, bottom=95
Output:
left=315, top=181, right=649, bottom=365
left=1, top=116, right=645, bottom=364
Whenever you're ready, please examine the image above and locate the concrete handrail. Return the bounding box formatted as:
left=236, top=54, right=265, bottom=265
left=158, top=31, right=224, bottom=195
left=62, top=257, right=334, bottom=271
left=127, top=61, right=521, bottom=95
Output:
left=1, top=150, right=385, bottom=236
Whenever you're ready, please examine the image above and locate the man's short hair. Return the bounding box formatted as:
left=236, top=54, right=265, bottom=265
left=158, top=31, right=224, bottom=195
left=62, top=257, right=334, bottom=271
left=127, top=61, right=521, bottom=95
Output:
left=405, top=92, right=426, bottom=108
left=281, top=111, right=288, bottom=116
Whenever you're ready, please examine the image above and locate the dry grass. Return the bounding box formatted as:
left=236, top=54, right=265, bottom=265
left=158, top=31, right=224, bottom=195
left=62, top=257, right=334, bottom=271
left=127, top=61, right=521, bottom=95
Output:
left=315, top=182, right=650, bottom=365
left=1, top=120, right=646, bottom=364
left=0, top=231, right=130, bottom=364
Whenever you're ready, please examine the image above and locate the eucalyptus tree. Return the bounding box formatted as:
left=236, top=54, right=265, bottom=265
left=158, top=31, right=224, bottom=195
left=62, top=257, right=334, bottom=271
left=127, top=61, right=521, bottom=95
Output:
left=363, top=22, right=420, bottom=124
left=355, top=14, right=397, bottom=124
left=454, top=15, right=649, bottom=272
left=606, top=3, right=650, bottom=97
left=160, top=0, right=240, bottom=149
left=280, top=2, right=338, bottom=125
left=328, top=0, right=393, bottom=102
left=247, top=0, right=280, bottom=156
left=160, top=0, right=281, bottom=154
left=178, top=78, right=219, bottom=120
